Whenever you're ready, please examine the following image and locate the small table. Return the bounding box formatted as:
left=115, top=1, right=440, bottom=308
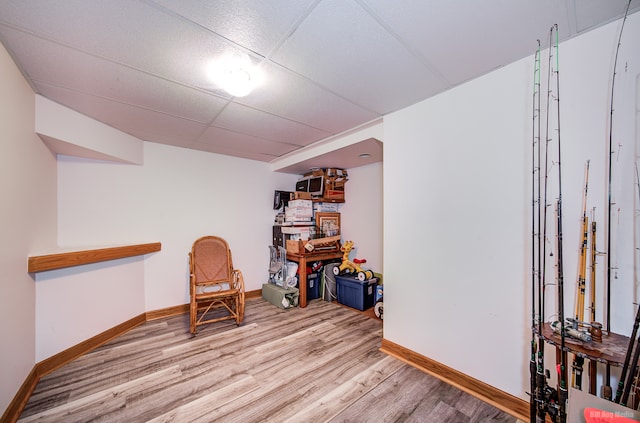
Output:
left=286, top=250, right=343, bottom=308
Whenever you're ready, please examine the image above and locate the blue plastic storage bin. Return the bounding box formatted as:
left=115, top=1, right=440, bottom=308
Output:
left=336, top=276, right=378, bottom=311
left=297, top=272, right=320, bottom=300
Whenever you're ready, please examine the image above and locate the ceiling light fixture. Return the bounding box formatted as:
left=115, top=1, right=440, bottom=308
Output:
left=207, top=54, right=262, bottom=97
left=359, top=153, right=371, bottom=158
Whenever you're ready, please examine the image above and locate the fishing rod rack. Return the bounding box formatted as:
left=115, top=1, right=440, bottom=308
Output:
left=535, top=324, right=629, bottom=390
left=530, top=5, right=637, bottom=421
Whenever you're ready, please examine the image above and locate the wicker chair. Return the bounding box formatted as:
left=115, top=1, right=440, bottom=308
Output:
left=189, top=236, right=245, bottom=334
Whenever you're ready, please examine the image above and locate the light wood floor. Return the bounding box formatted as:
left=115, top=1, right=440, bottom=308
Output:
left=19, top=297, right=518, bottom=422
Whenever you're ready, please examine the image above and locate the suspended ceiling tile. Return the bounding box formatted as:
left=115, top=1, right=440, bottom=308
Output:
left=191, top=142, right=281, bottom=163
left=0, top=0, right=245, bottom=92
left=214, top=102, right=332, bottom=146
left=573, top=0, right=640, bottom=33
left=36, top=84, right=209, bottom=148
left=149, top=0, right=318, bottom=57
left=0, top=28, right=228, bottom=124
left=361, top=0, right=572, bottom=86
left=271, top=0, right=447, bottom=114
left=196, top=125, right=299, bottom=158
left=237, top=61, right=380, bottom=134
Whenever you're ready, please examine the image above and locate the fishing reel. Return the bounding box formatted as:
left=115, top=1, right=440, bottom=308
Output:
left=534, top=369, right=559, bottom=421
left=550, top=319, right=592, bottom=342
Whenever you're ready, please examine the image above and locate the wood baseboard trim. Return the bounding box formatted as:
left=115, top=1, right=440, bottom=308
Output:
left=2, top=313, right=146, bottom=423
left=37, top=313, right=147, bottom=377
left=1, top=367, right=38, bottom=423
left=246, top=288, right=262, bottom=299
left=3, top=292, right=264, bottom=421
left=145, top=304, right=189, bottom=321
left=380, top=338, right=528, bottom=422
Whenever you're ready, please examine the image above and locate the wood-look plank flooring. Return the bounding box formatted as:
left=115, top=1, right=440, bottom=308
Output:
left=19, top=297, right=519, bottom=422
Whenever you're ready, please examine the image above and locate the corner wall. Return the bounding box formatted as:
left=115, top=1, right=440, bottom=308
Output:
left=383, top=14, right=640, bottom=400
left=340, top=162, right=383, bottom=274
left=45, top=142, right=297, bottom=359
left=0, top=43, right=57, bottom=411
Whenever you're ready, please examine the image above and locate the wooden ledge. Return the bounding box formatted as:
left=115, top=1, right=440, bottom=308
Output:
left=28, top=242, right=161, bottom=273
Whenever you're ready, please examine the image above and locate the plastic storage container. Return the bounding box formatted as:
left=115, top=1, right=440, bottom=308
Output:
left=297, top=272, right=320, bottom=300
left=336, top=276, right=378, bottom=311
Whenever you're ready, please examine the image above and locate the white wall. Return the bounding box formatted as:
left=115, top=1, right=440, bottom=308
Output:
left=37, top=142, right=297, bottom=358
left=340, top=162, right=383, bottom=274
left=0, top=43, right=57, bottom=411
left=383, top=14, right=640, bottom=400
left=35, top=257, right=146, bottom=361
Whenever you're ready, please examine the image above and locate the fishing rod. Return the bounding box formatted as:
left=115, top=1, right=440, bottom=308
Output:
left=571, top=161, right=590, bottom=391
left=618, top=166, right=640, bottom=405
left=574, top=161, right=590, bottom=324
left=621, top=317, right=640, bottom=407
left=551, top=23, right=568, bottom=422
left=604, top=0, right=632, bottom=400
left=616, top=303, right=640, bottom=404
left=537, top=25, right=556, bottom=423
left=590, top=210, right=597, bottom=324
left=530, top=38, right=542, bottom=423
left=588, top=210, right=598, bottom=395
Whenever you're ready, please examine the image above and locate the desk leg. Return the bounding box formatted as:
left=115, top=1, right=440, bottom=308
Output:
left=298, top=256, right=307, bottom=308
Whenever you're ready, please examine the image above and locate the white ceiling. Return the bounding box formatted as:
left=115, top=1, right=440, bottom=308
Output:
left=1, top=0, right=638, bottom=174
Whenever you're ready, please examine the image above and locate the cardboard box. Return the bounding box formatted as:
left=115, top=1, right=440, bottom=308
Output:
left=285, top=235, right=341, bottom=254
left=294, top=191, right=312, bottom=200
left=288, top=199, right=313, bottom=208
left=324, top=189, right=345, bottom=200
left=303, top=168, right=325, bottom=178
left=313, top=202, right=339, bottom=213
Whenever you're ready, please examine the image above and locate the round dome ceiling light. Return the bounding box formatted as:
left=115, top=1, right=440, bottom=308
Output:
left=207, top=54, right=262, bottom=97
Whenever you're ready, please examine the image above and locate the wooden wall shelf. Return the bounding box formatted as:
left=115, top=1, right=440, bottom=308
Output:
left=28, top=242, right=161, bottom=273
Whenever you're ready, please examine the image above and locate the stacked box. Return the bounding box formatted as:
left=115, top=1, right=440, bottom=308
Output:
left=288, top=199, right=313, bottom=208
left=284, top=199, right=313, bottom=223
left=313, top=202, right=340, bottom=213
left=324, top=168, right=348, bottom=201
left=335, top=276, right=377, bottom=311
left=280, top=224, right=316, bottom=240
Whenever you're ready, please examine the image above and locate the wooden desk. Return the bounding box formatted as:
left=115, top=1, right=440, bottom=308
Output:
left=286, top=250, right=342, bottom=308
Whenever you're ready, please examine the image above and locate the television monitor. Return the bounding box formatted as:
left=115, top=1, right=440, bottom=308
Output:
left=295, top=179, right=309, bottom=192
left=295, top=175, right=324, bottom=197
left=307, top=175, right=324, bottom=197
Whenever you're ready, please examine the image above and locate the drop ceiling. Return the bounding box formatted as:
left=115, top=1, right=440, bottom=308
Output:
left=0, top=0, right=638, bottom=174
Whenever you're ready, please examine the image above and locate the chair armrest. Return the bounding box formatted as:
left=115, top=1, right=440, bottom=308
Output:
left=232, top=269, right=245, bottom=292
